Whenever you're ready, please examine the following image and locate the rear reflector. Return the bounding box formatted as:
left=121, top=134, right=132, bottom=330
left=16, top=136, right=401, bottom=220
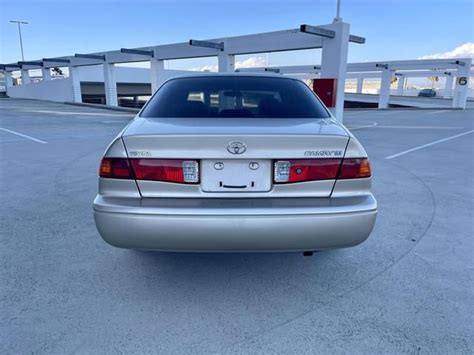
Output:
left=338, top=158, right=371, bottom=179
left=274, top=159, right=341, bottom=183
left=99, top=158, right=133, bottom=179
left=130, top=159, right=199, bottom=184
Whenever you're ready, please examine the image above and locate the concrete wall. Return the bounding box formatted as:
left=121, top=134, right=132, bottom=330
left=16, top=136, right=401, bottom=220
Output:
left=7, top=78, right=74, bottom=102
left=5, top=67, right=207, bottom=103
left=78, top=66, right=152, bottom=83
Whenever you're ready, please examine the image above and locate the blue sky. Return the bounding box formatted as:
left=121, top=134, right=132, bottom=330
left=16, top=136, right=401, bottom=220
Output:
left=1, top=0, right=473, bottom=68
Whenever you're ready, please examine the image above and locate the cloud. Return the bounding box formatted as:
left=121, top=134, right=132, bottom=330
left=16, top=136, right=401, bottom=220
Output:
left=190, top=64, right=219, bottom=72
left=418, top=42, right=474, bottom=59
left=235, top=56, right=266, bottom=69
left=191, top=55, right=267, bottom=72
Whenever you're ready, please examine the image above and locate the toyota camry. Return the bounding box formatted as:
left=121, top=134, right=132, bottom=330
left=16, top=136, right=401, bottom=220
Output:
left=93, top=73, right=377, bottom=253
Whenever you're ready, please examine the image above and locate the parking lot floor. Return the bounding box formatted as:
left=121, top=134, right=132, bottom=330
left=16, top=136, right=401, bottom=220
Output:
left=1, top=99, right=473, bottom=353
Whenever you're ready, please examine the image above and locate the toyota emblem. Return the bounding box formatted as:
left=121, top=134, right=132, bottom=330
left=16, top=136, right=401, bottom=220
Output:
left=227, top=141, right=247, bottom=155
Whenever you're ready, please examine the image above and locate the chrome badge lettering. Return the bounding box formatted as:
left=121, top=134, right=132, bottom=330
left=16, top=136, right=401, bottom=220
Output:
left=304, top=150, right=343, bottom=157
left=128, top=151, right=152, bottom=157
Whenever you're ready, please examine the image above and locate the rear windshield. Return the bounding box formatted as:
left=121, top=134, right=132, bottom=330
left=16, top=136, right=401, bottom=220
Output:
left=140, top=76, right=330, bottom=119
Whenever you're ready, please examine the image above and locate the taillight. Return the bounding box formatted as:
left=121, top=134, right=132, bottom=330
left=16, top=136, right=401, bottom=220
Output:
left=274, top=159, right=341, bottom=183
left=99, top=158, right=133, bottom=179
left=273, top=158, right=371, bottom=183
left=339, top=158, right=371, bottom=179
left=130, top=159, right=199, bottom=184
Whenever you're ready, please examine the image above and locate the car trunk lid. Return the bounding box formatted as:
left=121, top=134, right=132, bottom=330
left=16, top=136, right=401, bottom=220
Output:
left=122, top=117, right=349, bottom=197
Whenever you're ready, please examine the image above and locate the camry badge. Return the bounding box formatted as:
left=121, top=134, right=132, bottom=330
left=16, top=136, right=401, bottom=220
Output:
left=227, top=141, right=247, bottom=155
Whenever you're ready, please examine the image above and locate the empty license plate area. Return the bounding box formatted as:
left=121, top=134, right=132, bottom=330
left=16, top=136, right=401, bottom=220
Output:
left=201, top=160, right=271, bottom=192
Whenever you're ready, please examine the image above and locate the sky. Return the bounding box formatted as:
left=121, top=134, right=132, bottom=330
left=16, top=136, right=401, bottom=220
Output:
left=1, top=0, right=473, bottom=69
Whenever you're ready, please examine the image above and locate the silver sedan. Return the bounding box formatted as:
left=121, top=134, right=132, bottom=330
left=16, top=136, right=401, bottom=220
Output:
left=93, top=73, right=377, bottom=253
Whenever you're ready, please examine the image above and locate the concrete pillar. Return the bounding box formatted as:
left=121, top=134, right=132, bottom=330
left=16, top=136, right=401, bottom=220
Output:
left=444, top=75, right=453, bottom=98
left=218, top=52, right=235, bottom=73
left=5, top=71, right=13, bottom=88
left=452, top=58, right=472, bottom=109
left=21, top=69, right=30, bottom=85
left=396, top=75, right=405, bottom=96
left=320, top=20, right=350, bottom=122
left=379, top=67, right=392, bottom=108
left=356, top=76, right=363, bottom=93
left=103, top=63, right=118, bottom=106
left=42, top=67, right=52, bottom=81
left=150, top=58, right=165, bottom=94
left=68, top=65, right=82, bottom=103
left=217, top=50, right=236, bottom=110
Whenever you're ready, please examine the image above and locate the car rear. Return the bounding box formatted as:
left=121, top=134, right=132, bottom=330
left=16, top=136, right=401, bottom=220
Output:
left=93, top=74, right=377, bottom=252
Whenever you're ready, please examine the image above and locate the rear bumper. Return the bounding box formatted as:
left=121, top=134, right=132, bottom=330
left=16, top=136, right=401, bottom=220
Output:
left=93, top=195, right=377, bottom=252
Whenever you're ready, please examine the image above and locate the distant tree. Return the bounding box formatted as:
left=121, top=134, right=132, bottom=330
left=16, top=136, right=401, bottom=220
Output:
left=428, top=76, right=439, bottom=89
left=52, top=67, right=63, bottom=76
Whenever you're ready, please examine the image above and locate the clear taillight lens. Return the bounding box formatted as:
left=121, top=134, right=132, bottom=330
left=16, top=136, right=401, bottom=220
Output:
left=274, top=161, right=291, bottom=182
left=129, top=159, right=199, bottom=184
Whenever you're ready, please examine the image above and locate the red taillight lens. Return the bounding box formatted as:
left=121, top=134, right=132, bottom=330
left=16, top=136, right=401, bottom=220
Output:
left=130, top=159, right=199, bottom=184
left=99, top=158, right=133, bottom=179
left=274, top=159, right=341, bottom=183
left=338, top=158, right=371, bottom=179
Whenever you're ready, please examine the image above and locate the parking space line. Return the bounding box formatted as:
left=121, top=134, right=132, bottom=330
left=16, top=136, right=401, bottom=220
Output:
left=0, top=128, right=48, bottom=144
left=385, top=130, right=473, bottom=160
left=376, top=125, right=462, bottom=129
left=346, top=121, right=378, bottom=130
left=16, top=109, right=133, bottom=117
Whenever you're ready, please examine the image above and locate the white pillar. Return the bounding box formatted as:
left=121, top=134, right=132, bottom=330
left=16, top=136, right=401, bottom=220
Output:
left=356, top=76, right=363, bottom=93
left=103, top=63, right=118, bottom=106
left=68, top=65, right=82, bottom=103
left=379, top=67, right=392, bottom=109
left=320, top=20, right=350, bottom=122
left=444, top=75, right=453, bottom=98
left=218, top=52, right=235, bottom=72
left=452, top=59, right=472, bottom=109
left=42, top=67, right=51, bottom=81
left=396, top=75, right=405, bottom=96
left=21, top=69, right=30, bottom=85
left=5, top=71, right=13, bottom=88
left=150, top=58, right=165, bottom=94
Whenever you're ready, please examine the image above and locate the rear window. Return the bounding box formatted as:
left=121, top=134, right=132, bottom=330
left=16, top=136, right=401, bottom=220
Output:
left=140, top=76, right=330, bottom=119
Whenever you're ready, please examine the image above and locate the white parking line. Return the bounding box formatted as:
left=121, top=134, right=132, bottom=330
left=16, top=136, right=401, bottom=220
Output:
left=0, top=128, right=48, bottom=144
left=346, top=123, right=461, bottom=130
left=17, top=109, right=133, bottom=117
left=376, top=125, right=462, bottom=129
left=346, top=121, right=378, bottom=130
left=385, top=130, right=473, bottom=160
